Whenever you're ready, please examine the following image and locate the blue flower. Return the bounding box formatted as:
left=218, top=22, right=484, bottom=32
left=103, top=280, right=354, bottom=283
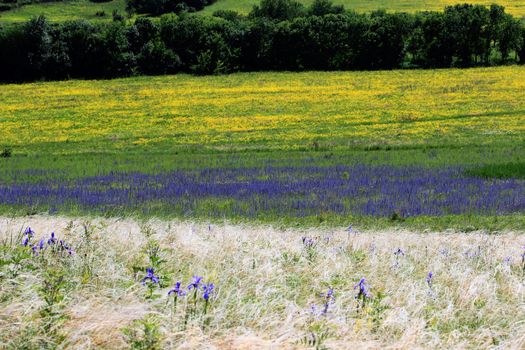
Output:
left=141, top=268, right=159, bottom=286
left=38, top=238, right=45, bottom=250
left=188, top=276, right=203, bottom=290
left=47, top=232, right=57, bottom=245
left=168, top=281, right=186, bottom=296
left=24, top=227, right=34, bottom=237
left=426, top=272, right=433, bottom=287
left=354, top=278, right=370, bottom=299
left=321, top=288, right=335, bottom=314
left=21, top=235, right=31, bottom=247
left=202, top=283, right=215, bottom=301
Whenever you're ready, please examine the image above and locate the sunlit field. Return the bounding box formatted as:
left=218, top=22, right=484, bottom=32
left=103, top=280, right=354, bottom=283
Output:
left=1, top=0, right=525, bottom=23
left=203, top=0, right=525, bottom=16
left=1, top=67, right=524, bottom=230
left=2, top=216, right=525, bottom=349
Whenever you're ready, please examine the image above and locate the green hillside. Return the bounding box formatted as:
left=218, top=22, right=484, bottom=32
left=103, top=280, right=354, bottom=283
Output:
left=1, top=0, right=524, bottom=24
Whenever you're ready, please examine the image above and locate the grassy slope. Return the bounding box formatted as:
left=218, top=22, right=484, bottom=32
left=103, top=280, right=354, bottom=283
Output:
left=0, top=67, right=524, bottom=230
left=2, top=216, right=525, bottom=348
left=203, top=0, right=525, bottom=16
left=1, top=0, right=525, bottom=24
left=0, top=0, right=128, bottom=23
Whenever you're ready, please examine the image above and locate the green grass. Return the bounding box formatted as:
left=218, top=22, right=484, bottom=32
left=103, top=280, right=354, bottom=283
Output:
left=0, top=0, right=128, bottom=24
left=1, top=0, right=525, bottom=24
left=202, top=0, right=525, bottom=16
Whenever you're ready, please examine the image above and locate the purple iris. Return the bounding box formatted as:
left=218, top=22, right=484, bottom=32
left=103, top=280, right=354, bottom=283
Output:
left=354, top=278, right=370, bottom=300
left=426, top=272, right=433, bottom=287
left=141, top=268, right=159, bottom=286
left=47, top=232, right=57, bottom=245
left=321, top=288, right=335, bottom=314
left=168, top=281, right=186, bottom=296
left=202, top=283, right=215, bottom=301
left=21, top=227, right=35, bottom=246
left=188, top=276, right=203, bottom=290
left=21, top=235, right=31, bottom=247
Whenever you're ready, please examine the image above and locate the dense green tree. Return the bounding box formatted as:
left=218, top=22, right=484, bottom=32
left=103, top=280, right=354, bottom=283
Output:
left=250, top=0, right=305, bottom=21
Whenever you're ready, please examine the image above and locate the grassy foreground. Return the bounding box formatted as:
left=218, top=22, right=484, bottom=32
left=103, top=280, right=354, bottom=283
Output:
left=2, top=0, right=525, bottom=24
left=1, top=216, right=525, bottom=348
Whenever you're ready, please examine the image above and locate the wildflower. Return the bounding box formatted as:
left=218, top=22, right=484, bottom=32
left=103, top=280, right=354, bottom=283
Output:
left=38, top=238, right=45, bottom=250
left=394, top=248, right=405, bottom=256
left=141, top=268, right=159, bottom=286
left=202, top=283, right=215, bottom=301
left=354, top=278, right=370, bottom=300
left=21, top=235, right=31, bottom=247
left=188, top=276, right=203, bottom=290
left=47, top=232, right=57, bottom=245
left=168, top=281, right=186, bottom=297
left=426, top=272, right=433, bottom=288
left=24, top=227, right=34, bottom=237
left=21, top=227, right=35, bottom=246
left=302, top=236, right=316, bottom=248
left=321, top=288, right=335, bottom=314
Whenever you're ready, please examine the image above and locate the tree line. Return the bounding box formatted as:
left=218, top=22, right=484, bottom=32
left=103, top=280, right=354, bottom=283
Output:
left=1, top=0, right=524, bottom=82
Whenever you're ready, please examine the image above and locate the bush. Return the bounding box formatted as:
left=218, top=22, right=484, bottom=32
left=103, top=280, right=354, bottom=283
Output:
left=1, top=148, right=12, bottom=158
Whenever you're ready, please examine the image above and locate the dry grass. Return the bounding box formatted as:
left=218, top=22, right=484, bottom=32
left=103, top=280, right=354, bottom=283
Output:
left=1, top=215, right=525, bottom=349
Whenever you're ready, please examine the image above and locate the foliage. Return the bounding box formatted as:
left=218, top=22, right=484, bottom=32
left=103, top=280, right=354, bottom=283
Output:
left=1, top=3, right=525, bottom=81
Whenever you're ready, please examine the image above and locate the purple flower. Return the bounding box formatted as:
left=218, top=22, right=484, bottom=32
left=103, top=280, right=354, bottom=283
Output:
left=302, top=236, right=316, bottom=248
left=202, top=283, right=215, bottom=301
left=394, top=248, right=405, bottom=256
left=188, top=276, right=203, bottom=290
left=21, top=235, right=31, bottom=247
left=141, top=268, right=159, bottom=286
left=47, top=232, right=57, bottom=245
left=321, top=288, right=335, bottom=314
left=354, top=278, right=371, bottom=300
left=21, top=227, right=35, bottom=246
left=168, top=281, right=186, bottom=297
left=38, top=238, right=45, bottom=250
left=426, top=272, right=433, bottom=287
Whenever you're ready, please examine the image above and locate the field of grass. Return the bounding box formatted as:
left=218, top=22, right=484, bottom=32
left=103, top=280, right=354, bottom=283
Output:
left=203, top=0, right=525, bottom=17
left=0, top=0, right=127, bottom=23
left=1, top=0, right=525, bottom=24
left=2, top=216, right=525, bottom=348
left=0, top=66, right=524, bottom=230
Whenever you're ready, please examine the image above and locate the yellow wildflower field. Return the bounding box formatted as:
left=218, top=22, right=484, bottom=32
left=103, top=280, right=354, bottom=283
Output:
left=1, top=66, right=524, bottom=154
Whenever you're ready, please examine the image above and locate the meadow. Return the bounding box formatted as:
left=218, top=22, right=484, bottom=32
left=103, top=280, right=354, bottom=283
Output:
left=0, top=66, right=524, bottom=230
left=2, top=216, right=525, bottom=349
left=1, top=0, right=525, bottom=23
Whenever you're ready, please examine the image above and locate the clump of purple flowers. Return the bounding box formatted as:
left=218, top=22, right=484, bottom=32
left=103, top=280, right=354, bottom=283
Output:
left=21, top=228, right=74, bottom=257
left=167, top=275, right=217, bottom=326
left=21, top=227, right=34, bottom=247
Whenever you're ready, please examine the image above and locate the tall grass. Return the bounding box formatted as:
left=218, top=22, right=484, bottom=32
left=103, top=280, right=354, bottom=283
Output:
left=2, top=215, right=525, bottom=348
